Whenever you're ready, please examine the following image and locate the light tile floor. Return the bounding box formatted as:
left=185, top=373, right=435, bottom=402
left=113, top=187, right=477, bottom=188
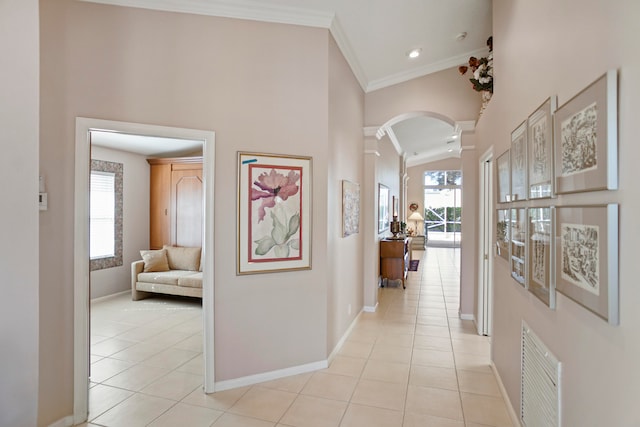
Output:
left=81, top=247, right=514, bottom=427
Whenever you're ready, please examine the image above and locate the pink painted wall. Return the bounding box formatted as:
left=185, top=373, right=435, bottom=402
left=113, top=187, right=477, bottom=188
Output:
left=475, top=1, right=640, bottom=424
left=38, top=1, right=364, bottom=423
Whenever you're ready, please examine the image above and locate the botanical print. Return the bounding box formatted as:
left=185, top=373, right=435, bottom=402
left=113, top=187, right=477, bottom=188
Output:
left=342, top=181, right=360, bottom=237
left=561, top=222, right=600, bottom=295
left=495, top=209, right=509, bottom=261
left=510, top=208, right=526, bottom=285
left=561, top=102, right=598, bottom=177
left=497, top=151, right=510, bottom=202
left=511, top=130, right=527, bottom=200
left=530, top=115, right=550, bottom=185
left=529, top=208, right=551, bottom=288
left=249, top=165, right=303, bottom=262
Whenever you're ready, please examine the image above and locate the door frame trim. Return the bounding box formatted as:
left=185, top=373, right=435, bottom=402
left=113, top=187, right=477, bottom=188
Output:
left=73, top=117, right=216, bottom=424
left=477, top=147, right=494, bottom=336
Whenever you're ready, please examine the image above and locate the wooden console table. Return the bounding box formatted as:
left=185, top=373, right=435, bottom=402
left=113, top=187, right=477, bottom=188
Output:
left=380, top=237, right=410, bottom=289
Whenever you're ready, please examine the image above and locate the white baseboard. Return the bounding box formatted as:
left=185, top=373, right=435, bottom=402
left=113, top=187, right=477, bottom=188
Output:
left=90, top=289, right=129, bottom=304
left=460, top=313, right=475, bottom=321
left=48, top=415, right=74, bottom=427
left=214, top=360, right=327, bottom=392
left=363, top=303, right=378, bottom=312
left=328, top=309, right=363, bottom=364
left=490, top=361, right=522, bottom=427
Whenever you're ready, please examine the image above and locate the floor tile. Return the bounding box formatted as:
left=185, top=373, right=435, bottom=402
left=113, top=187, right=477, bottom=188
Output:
left=300, top=372, right=358, bottom=401
left=212, top=412, right=276, bottom=427
left=258, top=373, right=313, bottom=393
left=103, top=364, right=172, bottom=391
left=141, top=347, right=200, bottom=370
left=369, top=344, right=413, bottom=364
left=182, top=386, right=251, bottom=411
left=405, top=384, right=463, bottom=421
left=324, top=356, right=367, bottom=378
left=279, top=395, right=346, bottom=427
left=402, top=412, right=464, bottom=427
left=361, top=359, right=410, bottom=384
left=87, top=384, right=134, bottom=421
left=92, top=393, right=175, bottom=427
left=340, top=403, right=403, bottom=427
left=456, top=370, right=501, bottom=397
left=140, top=370, right=203, bottom=400
left=89, top=357, right=136, bottom=383
left=228, top=386, right=297, bottom=422
left=412, top=348, right=455, bottom=368
left=409, top=365, right=458, bottom=391
left=350, top=379, right=407, bottom=411
left=148, top=402, right=223, bottom=426
left=339, top=340, right=374, bottom=359
left=461, top=392, right=513, bottom=426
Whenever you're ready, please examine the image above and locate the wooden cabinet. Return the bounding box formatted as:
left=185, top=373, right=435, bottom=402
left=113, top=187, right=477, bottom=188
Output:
left=148, top=157, right=203, bottom=249
left=380, top=237, right=410, bottom=289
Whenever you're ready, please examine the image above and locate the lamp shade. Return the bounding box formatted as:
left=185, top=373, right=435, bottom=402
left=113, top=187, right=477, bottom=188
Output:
left=407, top=211, right=424, bottom=221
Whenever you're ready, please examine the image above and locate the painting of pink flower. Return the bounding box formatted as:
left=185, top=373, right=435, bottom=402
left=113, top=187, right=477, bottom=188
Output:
left=251, top=169, right=300, bottom=222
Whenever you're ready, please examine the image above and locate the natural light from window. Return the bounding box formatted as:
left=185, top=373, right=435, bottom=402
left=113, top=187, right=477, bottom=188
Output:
left=90, top=171, right=116, bottom=259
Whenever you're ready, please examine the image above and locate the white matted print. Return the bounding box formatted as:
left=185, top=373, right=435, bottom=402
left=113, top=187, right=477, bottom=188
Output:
left=554, top=70, right=618, bottom=194
left=528, top=97, right=556, bottom=199
left=510, top=207, right=527, bottom=286
left=528, top=207, right=554, bottom=308
left=342, top=180, right=360, bottom=237
left=496, top=150, right=511, bottom=203
left=496, top=209, right=510, bottom=262
left=237, top=152, right=312, bottom=275
left=554, top=205, right=618, bottom=325
left=511, top=122, right=528, bottom=201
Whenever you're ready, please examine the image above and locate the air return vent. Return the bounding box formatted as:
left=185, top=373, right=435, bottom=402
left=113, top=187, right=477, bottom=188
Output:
left=521, top=322, right=561, bottom=427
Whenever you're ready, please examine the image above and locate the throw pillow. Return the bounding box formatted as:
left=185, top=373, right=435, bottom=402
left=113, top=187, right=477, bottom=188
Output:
left=163, top=245, right=201, bottom=271
left=140, top=249, right=170, bottom=272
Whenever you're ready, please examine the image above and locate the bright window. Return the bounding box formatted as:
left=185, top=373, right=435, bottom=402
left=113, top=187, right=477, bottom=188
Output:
left=90, top=171, right=116, bottom=259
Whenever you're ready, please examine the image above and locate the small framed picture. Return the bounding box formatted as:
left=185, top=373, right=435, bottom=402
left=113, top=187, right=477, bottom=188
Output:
left=554, top=204, right=619, bottom=325
left=510, top=208, right=527, bottom=286
left=528, top=97, right=557, bottom=199
left=528, top=207, right=554, bottom=308
left=378, top=183, right=390, bottom=234
left=496, top=209, right=510, bottom=262
left=510, top=121, right=528, bottom=201
left=342, top=180, right=360, bottom=238
left=496, top=149, right=511, bottom=203
left=554, top=70, right=618, bottom=194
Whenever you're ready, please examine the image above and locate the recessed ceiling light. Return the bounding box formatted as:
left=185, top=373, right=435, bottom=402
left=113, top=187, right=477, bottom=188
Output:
left=451, top=134, right=458, bottom=140
left=448, top=148, right=453, bottom=152
left=407, top=48, right=421, bottom=59
left=456, top=32, right=467, bottom=41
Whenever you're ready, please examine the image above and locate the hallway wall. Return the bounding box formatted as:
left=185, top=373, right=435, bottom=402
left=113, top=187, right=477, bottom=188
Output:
left=475, top=1, right=640, bottom=424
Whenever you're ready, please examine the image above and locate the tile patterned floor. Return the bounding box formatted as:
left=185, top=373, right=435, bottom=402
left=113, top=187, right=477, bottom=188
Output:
left=80, top=247, right=515, bottom=427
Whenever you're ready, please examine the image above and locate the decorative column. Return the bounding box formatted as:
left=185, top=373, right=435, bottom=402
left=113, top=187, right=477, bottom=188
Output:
left=363, top=127, right=380, bottom=312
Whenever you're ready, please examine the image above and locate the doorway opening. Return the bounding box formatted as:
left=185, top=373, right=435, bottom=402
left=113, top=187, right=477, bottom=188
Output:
left=477, top=148, right=494, bottom=336
left=422, top=170, right=462, bottom=248
left=73, top=118, right=215, bottom=424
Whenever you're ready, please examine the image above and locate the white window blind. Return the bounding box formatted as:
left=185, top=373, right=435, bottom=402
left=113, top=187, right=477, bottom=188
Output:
left=90, top=171, right=116, bottom=259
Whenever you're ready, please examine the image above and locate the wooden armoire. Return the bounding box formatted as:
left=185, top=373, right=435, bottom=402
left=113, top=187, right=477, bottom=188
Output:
left=147, top=157, right=203, bottom=249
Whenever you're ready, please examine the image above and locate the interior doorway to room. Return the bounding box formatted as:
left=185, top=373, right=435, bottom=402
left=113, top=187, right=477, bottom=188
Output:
left=477, top=150, right=494, bottom=336
left=423, top=170, right=462, bottom=248
left=73, top=118, right=215, bottom=425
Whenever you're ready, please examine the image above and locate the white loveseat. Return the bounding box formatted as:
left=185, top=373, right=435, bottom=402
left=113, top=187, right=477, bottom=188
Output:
left=131, top=245, right=202, bottom=300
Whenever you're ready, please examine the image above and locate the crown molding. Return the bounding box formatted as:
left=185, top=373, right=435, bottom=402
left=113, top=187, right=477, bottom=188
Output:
left=80, top=0, right=334, bottom=27
left=329, top=18, right=368, bottom=91
left=366, top=47, right=489, bottom=93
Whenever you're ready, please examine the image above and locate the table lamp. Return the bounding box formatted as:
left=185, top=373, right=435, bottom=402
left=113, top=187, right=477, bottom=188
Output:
left=407, top=211, right=424, bottom=236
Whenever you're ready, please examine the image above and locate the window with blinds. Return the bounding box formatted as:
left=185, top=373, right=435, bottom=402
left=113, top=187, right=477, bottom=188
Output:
left=90, top=171, right=116, bottom=259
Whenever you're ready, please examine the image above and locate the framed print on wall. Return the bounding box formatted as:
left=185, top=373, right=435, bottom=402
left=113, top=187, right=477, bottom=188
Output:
left=342, top=180, right=360, bottom=237
left=510, top=208, right=527, bottom=286
left=554, top=70, right=618, bottom=194
left=528, top=97, right=557, bottom=199
left=528, top=207, right=554, bottom=308
left=237, top=152, right=312, bottom=275
left=554, top=204, right=619, bottom=325
left=496, top=208, right=510, bottom=262
left=378, top=183, right=390, bottom=234
left=511, top=121, right=528, bottom=201
left=496, top=149, right=511, bottom=203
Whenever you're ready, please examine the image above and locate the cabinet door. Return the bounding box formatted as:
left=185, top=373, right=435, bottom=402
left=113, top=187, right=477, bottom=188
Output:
left=171, top=168, right=203, bottom=247
left=149, top=164, right=171, bottom=249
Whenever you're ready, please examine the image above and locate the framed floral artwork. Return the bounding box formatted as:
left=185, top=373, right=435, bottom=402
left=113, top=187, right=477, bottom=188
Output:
left=495, top=208, right=510, bottom=262
left=237, top=152, right=312, bottom=275
left=496, top=149, right=510, bottom=203
left=342, top=180, right=360, bottom=238
left=554, top=70, right=618, bottom=194
left=510, top=207, right=527, bottom=286
left=528, top=207, right=554, bottom=308
left=528, top=97, right=557, bottom=199
left=510, top=121, right=528, bottom=201
left=554, top=204, right=619, bottom=324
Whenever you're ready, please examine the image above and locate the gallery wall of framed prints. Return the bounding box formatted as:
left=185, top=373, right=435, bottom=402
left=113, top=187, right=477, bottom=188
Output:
left=494, top=69, right=619, bottom=325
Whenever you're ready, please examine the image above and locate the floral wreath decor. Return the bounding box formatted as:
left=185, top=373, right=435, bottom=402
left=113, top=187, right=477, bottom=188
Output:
left=458, top=36, right=493, bottom=94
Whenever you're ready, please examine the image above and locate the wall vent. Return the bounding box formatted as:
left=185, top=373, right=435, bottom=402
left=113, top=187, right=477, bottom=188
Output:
left=521, top=322, right=561, bottom=427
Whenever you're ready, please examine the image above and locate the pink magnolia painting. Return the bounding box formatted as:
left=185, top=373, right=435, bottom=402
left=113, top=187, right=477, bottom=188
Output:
left=237, top=152, right=312, bottom=275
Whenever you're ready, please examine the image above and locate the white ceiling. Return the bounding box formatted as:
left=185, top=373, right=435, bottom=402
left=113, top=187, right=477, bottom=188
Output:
left=82, top=0, right=492, bottom=163
left=91, top=130, right=203, bottom=157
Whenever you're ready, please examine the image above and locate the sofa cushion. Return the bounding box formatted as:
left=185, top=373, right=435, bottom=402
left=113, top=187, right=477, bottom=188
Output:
left=178, top=272, right=203, bottom=288
left=163, top=245, right=201, bottom=271
left=137, top=270, right=194, bottom=286
left=140, top=249, right=170, bottom=272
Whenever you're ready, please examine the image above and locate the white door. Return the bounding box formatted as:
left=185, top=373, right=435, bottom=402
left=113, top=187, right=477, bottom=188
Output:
left=477, top=150, right=493, bottom=336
